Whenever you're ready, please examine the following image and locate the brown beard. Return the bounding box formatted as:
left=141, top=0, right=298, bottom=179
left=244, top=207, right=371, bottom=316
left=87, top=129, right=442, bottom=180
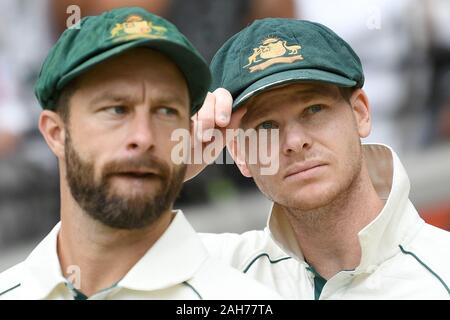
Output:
left=64, top=132, right=186, bottom=230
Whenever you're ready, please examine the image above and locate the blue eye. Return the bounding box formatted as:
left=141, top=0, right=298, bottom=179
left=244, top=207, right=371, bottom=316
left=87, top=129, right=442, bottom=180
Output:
left=113, top=106, right=127, bottom=114
left=104, top=106, right=127, bottom=115
left=306, top=105, right=323, bottom=114
left=156, top=107, right=179, bottom=117
left=256, top=121, right=278, bottom=130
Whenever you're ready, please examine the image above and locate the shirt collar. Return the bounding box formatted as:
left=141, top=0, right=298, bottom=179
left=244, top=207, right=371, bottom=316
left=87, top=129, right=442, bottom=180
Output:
left=21, top=210, right=209, bottom=298
left=21, top=222, right=66, bottom=299
left=117, top=210, right=209, bottom=292
left=267, top=143, right=424, bottom=272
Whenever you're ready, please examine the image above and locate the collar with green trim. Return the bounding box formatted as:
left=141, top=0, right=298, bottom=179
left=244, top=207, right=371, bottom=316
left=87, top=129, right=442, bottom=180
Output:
left=266, top=143, right=424, bottom=274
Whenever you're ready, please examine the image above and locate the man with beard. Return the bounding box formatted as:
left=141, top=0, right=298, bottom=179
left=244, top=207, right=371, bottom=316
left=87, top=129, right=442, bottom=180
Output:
left=193, top=18, right=450, bottom=299
left=0, top=7, right=280, bottom=300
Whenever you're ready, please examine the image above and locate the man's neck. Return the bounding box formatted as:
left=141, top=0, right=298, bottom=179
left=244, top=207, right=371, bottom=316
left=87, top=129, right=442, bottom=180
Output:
left=282, top=163, right=384, bottom=280
left=57, top=198, right=173, bottom=297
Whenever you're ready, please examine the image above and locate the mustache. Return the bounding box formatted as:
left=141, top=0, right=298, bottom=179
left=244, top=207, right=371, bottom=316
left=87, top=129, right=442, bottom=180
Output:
left=101, top=155, right=170, bottom=179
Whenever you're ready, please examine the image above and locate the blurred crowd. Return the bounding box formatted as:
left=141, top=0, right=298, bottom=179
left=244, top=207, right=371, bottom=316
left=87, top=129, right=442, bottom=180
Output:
left=1, top=0, right=449, bottom=248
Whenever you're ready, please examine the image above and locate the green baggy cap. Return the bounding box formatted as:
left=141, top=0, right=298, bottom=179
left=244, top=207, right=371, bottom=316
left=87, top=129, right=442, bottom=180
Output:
left=210, top=18, right=364, bottom=109
left=35, top=7, right=211, bottom=114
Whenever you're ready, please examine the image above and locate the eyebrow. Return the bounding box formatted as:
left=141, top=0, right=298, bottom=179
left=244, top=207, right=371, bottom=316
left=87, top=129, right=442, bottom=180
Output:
left=241, top=106, right=274, bottom=127
left=90, top=91, right=136, bottom=106
left=89, top=91, right=188, bottom=108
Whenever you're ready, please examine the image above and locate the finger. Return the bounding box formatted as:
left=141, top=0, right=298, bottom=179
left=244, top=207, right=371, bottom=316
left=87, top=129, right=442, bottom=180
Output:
left=213, top=88, right=233, bottom=128
left=196, top=92, right=216, bottom=141
left=225, top=136, right=244, bottom=166
left=222, top=106, right=247, bottom=155
left=190, top=115, right=200, bottom=144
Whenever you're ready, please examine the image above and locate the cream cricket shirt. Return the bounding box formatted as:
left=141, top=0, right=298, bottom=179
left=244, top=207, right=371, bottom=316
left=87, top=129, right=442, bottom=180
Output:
left=0, top=211, right=280, bottom=300
left=201, top=144, right=450, bottom=299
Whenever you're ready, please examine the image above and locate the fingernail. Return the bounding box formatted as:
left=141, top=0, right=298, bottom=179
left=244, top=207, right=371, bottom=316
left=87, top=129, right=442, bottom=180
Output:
left=220, top=114, right=229, bottom=123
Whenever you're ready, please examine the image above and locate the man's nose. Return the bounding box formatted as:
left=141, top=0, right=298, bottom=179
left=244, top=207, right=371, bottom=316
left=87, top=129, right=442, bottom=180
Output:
left=281, top=122, right=312, bottom=156
left=126, top=113, right=155, bottom=153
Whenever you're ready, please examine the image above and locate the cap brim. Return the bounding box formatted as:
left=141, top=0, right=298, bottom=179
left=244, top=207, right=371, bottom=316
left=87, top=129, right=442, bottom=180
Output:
left=57, top=38, right=210, bottom=114
left=233, top=69, right=357, bottom=109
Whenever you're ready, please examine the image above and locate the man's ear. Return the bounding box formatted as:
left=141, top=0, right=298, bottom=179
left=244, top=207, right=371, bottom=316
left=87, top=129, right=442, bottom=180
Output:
left=350, top=89, right=371, bottom=138
left=39, top=110, right=66, bottom=159
left=227, top=137, right=252, bottom=177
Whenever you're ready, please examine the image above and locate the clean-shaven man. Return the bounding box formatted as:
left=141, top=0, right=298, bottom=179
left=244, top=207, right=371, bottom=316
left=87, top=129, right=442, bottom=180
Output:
left=194, top=18, right=450, bottom=299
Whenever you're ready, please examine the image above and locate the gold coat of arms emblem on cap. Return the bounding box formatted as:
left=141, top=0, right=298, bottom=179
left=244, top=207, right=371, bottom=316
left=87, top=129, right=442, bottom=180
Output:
left=243, top=37, right=303, bottom=73
left=111, top=15, right=167, bottom=41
